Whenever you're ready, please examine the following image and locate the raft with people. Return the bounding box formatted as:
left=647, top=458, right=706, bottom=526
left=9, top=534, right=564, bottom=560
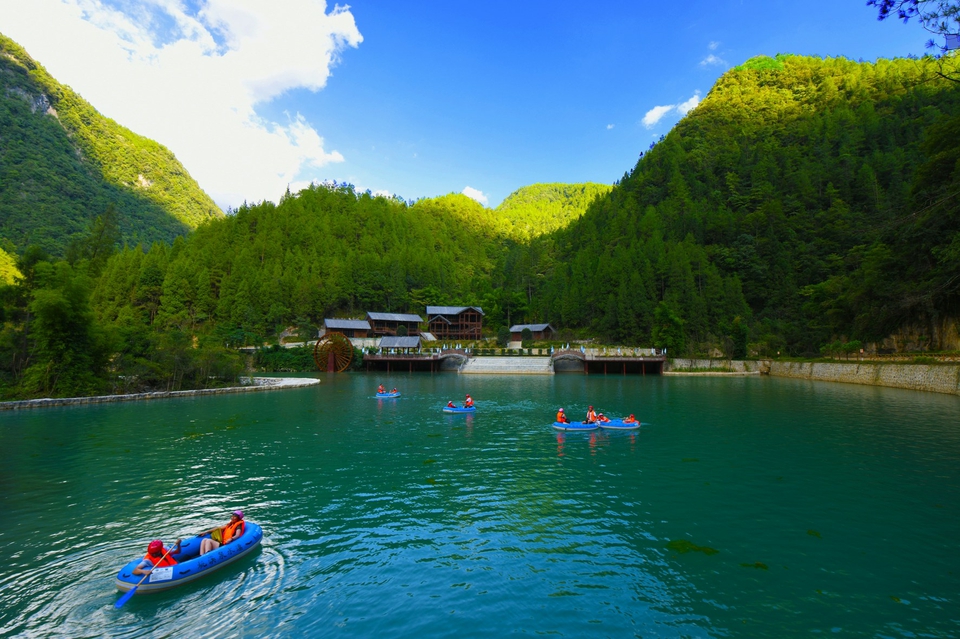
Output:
left=552, top=421, right=599, bottom=431
left=376, top=391, right=401, bottom=398
left=115, top=517, right=262, bottom=597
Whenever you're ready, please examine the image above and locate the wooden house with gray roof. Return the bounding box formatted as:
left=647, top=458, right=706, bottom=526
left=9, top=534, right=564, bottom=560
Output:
left=509, top=323, right=556, bottom=341
left=323, top=318, right=371, bottom=338
left=426, top=306, right=484, bottom=341
left=366, top=312, right=423, bottom=337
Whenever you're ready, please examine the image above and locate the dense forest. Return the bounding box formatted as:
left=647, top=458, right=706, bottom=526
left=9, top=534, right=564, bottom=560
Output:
left=0, top=34, right=222, bottom=257
left=2, top=47, right=959, bottom=399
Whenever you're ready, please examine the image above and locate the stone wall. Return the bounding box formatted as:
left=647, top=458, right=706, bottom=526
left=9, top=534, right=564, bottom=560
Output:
left=768, top=361, right=960, bottom=395
left=0, top=377, right=319, bottom=411
left=665, top=359, right=766, bottom=374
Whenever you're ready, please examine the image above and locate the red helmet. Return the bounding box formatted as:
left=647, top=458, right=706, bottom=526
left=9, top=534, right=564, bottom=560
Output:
left=147, top=540, right=164, bottom=556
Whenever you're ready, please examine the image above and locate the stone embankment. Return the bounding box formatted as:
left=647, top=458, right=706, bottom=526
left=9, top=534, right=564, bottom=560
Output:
left=767, top=361, right=960, bottom=396
left=0, top=377, right=320, bottom=411
left=668, top=358, right=960, bottom=396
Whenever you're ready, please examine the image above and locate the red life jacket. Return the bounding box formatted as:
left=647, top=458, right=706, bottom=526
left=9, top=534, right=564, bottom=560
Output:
left=221, top=520, right=245, bottom=545
left=143, top=550, right=178, bottom=567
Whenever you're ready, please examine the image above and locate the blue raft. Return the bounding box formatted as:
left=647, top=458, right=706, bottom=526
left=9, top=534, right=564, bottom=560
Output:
left=552, top=421, right=599, bottom=431
left=115, top=522, right=263, bottom=594
left=598, top=420, right=641, bottom=430
left=443, top=406, right=476, bottom=414
left=376, top=391, right=401, bottom=398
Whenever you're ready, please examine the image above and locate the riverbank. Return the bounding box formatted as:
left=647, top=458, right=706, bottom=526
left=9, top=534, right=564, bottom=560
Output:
left=667, top=358, right=960, bottom=396
left=0, top=376, right=320, bottom=411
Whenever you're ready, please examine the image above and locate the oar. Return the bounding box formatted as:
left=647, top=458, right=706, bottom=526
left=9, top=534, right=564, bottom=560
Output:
left=115, top=543, right=177, bottom=609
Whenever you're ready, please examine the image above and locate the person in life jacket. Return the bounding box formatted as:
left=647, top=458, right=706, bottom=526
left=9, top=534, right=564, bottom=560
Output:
left=597, top=413, right=611, bottom=423
left=623, top=414, right=638, bottom=424
left=133, top=538, right=182, bottom=575
left=199, top=511, right=246, bottom=555
left=464, top=394, right=474, bottom=408
left=378, top=384, right=385, bottom=393
left=446, top=401, right=456, bottom=408
left=585, top=406, right=598, bottom=423
left=391, top=388, right=398, bottom=394
left=556, top=408, right=570, bottom=423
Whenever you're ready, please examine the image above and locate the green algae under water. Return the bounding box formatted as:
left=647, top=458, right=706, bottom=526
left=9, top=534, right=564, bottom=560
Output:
left=1, top=373, right=959, bottom=638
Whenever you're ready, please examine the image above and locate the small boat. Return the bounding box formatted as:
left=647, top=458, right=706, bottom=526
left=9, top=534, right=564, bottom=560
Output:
left=376, top=391, right=401, bottom=398
left=443, top=406, right=476, bottom=414
left=552, top=421, right=599, bottom=431
left=598, top=420, right=641, bottom=430
left=115, top=522, right=263, bottom=594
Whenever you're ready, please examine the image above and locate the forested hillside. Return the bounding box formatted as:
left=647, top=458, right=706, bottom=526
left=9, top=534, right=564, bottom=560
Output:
left=494, top=183, right=612, bottom=239
left=0, top=34, right=222, bottom=256
left=506, top=54, right=960, bottom=356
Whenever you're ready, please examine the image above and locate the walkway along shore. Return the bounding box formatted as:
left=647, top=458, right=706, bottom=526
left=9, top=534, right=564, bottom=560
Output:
left=0, top=377, right=320, bottom=411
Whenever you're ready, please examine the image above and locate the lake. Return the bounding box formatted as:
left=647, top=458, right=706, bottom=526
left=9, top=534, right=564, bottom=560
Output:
left=1, top=373, right=958, bottom=637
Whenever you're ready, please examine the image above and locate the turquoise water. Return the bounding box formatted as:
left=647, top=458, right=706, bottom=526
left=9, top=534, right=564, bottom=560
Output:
left=1, top=373, right=959, bottom=637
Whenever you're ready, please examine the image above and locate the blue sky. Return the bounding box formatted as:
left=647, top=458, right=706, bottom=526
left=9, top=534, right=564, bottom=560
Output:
left=0, top=1, right=934, bottom=209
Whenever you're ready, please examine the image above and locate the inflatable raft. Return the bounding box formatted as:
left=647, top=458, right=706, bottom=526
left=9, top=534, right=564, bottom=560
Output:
left=598, top=420, right=641, bottom=430
left=115, top=522, right=263, bottom=594
left=443, top=406, right=476, bottom=414
left=552, top=421, right=599, bottom=431
left=376, top=391, right=401, bottom=398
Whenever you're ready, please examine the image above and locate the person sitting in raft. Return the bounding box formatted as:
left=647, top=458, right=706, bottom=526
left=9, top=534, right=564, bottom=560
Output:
left=464, top=394, right=474, bottom=408
left=585, top=406, right=598, bottom=423
left=377, top=384, right=385, bottom=393
left=391, top=388, right=398, bottom=394
left=623, top=414, right=639, bottom=424
left=556, top=408, right=570, bottom=423
left=199, top=510, right=245, bottom=555
left=133, top=538, right=181, bottom=575
left=597, top=413, right=611, bottom=423
left=446, top=401, right=456, bottom=408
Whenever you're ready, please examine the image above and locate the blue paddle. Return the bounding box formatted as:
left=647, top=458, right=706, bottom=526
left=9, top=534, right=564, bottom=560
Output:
left=114, top=543, right=177, bottom=609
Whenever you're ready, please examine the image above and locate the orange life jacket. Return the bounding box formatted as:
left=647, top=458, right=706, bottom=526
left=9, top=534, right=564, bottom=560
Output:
left=586, top=409, right=597, bottom=422
left=556, top=411, right=567, bottom=422
left=220, top=520, right=245, bottom=545
left=624, top=416, right=638, bottom=424
left=143, top=550, right=178, bottom=567
left=465, top=398, right=474, bottom=407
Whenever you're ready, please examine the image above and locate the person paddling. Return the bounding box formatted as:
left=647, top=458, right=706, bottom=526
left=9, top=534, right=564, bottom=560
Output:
left=199, top=511, right=246, bottom=555
left=133, top=539, right=181, bottom=576
left=464, top=394, right=474, bottom=408
left=585, top=405, right=598, bottom=424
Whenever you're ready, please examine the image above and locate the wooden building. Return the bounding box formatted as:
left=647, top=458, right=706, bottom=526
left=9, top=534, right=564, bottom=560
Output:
left=366, top=312, right=423, bottom=337
left=427, top=306, right=484, bottom=341
left=509, top=323, right=556, bottom=341
left=323, top=318, right=371, bottom=338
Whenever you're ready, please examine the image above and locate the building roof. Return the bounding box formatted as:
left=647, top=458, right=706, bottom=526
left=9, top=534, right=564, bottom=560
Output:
left=367, top=312, right=423, bottom=322
left=324, top=319, right=371, bottom=330
left=426, top=306, right=485, bottom=316
left=379, top=336, right=421, bottom=349
left=510, top=323, right=554, bottom=332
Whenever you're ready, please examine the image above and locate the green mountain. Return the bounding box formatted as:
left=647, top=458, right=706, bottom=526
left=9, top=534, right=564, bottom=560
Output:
left=0, top=34, right=222, bottom=257
left=510, top=54, right=960, bottom=355
left=494, top=183, right=612, bottom=240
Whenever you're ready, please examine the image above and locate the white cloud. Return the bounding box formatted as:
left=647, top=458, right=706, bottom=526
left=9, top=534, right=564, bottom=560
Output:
left=642, top=104, right=675, bottom=129
left=677, top=92, right=701, bottom=115
left=699, top=54, right=726, bottom=67
left=606, top=123, right=615, bottom=130
left=0, top=0, right=362, bottom=208
left=708, top=41, right=720, bottom=51
left=462, top=186, right=488, bottom=205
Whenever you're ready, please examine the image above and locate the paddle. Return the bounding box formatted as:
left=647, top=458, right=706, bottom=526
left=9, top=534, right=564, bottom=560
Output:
left=114, top=542, right=178, bottom=609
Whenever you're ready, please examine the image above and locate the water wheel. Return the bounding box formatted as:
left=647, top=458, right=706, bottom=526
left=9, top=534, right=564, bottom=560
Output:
left=313, top=332, right=354, bottom=372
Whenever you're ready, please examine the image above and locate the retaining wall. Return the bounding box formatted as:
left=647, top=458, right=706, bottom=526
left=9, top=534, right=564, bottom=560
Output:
left=768, top=361, right=960, bottom=396
left=0, top=377, right=320, bottom=411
